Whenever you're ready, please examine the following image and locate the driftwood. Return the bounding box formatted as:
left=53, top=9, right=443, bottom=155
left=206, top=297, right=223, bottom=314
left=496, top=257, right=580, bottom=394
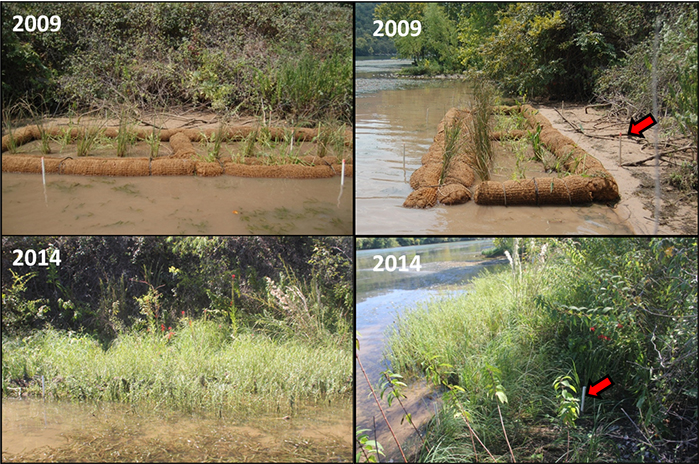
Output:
left=621, top=146, right=695, bottom=167
left=584, top=103, right=613, bottom=114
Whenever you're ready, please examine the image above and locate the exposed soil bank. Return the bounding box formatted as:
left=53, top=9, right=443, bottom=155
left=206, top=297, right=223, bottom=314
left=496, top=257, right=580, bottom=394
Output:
left=535, top=103, right=697, bottom=235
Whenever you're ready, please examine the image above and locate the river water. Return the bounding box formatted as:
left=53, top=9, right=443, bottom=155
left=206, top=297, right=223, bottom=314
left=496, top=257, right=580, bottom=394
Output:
left=2, top=397, right=351, bottom=462
left=2, top=172, right=352, bottom=235
left=355, top=58, right=633, bottom=235
left=356, top=240, right=502, bottom=462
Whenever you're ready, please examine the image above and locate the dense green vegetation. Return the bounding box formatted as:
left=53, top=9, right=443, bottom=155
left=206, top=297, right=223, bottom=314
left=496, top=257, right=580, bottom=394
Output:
left=368, top=3, right=696, bottom=139
left=1, top=3, right=352, bottom=124
left=366, top=238, right=697, bottom=462
left=356, top=237, right=483, bottom=251
left=355, top=3, right=396, bottom=57
left=2, top=236, right=352, bottom=413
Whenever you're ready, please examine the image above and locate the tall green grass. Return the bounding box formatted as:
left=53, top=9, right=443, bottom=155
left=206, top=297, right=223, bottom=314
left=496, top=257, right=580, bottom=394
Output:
left=2, top=320, right=351, bottom=416
left=440, top=120, right=463, bottom=186
left=383, top=238, right=697, bottom=462
left=267, top=51, right=352, bottom=124
left=469, top=79, right=495, bottom=181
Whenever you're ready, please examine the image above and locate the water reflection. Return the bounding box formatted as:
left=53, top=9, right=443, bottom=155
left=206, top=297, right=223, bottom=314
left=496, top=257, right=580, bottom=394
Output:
left=2, top=173, right=352, bottom=235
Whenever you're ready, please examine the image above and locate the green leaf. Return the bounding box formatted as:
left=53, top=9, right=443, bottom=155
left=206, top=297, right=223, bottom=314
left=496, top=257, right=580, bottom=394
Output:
left=496, top=390, right=508, bottom=404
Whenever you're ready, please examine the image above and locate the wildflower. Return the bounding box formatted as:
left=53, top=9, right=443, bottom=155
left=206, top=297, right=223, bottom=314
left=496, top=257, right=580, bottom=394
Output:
left=168, top=327, right=172, bottom=331
left=181, top=311, right=185, bottom=316
left=161, top=324, right=165, bottom=331
left=232, top=274, right=236, bottom=279
left=617, top=323, right=623, bottom=329
left=590, top=327, right=596, bottom=332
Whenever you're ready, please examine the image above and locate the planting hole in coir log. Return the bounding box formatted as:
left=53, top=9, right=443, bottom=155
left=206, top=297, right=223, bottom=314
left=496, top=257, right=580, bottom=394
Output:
left=403, top=105, right=620, bottom=208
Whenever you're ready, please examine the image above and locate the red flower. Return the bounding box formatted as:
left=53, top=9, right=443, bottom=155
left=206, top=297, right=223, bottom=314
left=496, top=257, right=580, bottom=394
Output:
left=590, top=327, right=596, bottom=332
left=617, top=323, right=623, bottom=329
left=182, top=311, right=185, bottom=316
left=232, top=274, right=236, bottom=279
left=168, top=327, right=172, bottom=330
left=161, top=324, right=165, bottom=331
left=598, top=335, right=610, bottom=341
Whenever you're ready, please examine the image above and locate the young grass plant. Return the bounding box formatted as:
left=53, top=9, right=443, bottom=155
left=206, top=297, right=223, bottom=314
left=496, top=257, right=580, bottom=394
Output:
left=314, top=122, right=329, bottom=158
left=469, top=78, right=496, bottom=181
left=144, top=110, right=164, bottom=159
left=200, top=122, right=226, bottom=162
left=76, top=126, right=104, bottom=157
left=116, top=107, right=136, bottom=157
left=2, top=104, right=20, bottom=154
left=440, top=119, right=463, bottom=185
left=19, top=98, right=53, bottom=154
left=241, top=128, right=258, bottom=158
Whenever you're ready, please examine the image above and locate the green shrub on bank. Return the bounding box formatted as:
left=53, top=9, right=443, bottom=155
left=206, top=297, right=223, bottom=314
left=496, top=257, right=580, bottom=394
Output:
left=1, top=3, right=352, bottom=124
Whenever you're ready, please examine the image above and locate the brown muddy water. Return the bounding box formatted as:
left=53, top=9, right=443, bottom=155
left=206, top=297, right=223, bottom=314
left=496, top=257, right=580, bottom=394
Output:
left=356, top=240, right=501, bottom=462
left=2, top=398, right=351, bottom=462
left=2, top=173, right=352, bottom=235
left=355, top=59, right=633, bottom=235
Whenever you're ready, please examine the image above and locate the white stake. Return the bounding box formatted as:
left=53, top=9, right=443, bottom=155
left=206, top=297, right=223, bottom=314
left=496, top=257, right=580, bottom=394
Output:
left=581, top=386, right=587, bottom=414
left=42, top=157, right=48, bottom=206
left=42, top=375, right=45, bottom=399
left=341, top=159, right=345, bottom=187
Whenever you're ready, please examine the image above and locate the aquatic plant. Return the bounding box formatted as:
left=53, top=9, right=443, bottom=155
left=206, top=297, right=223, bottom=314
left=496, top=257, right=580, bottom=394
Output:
left=116, top=106, right=136, bottom=157
left=2, top=322, right=350, bottom=415
left=470, top=78, right=495, bottom=181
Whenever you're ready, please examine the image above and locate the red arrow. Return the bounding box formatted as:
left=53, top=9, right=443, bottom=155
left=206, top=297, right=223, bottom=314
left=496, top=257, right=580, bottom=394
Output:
left=586, top=376, right=614, bottom=398
left=628, top=114, right=657, bottom=138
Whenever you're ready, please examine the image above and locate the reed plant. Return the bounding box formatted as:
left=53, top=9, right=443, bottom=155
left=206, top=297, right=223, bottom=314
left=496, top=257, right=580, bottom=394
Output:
left=76, top=126, right=104, bottom=156
left=144, top=110, right=164, bottom=158
left=469, top=79, right=496, bottom=181
left=18, top=98, right=53, bottom=154
left=241, top=128, right=258, bottom=158
left=145, top=129, right=161, bottom=158
left=440, top=119, right=463, bottom=185
left=2, top=104, right=21, bottom=153
left=2, top=321, right=350, bottom=415
left=116, top=107, right=136, bottom=157
left=200, top=123, right=226, bottom=162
